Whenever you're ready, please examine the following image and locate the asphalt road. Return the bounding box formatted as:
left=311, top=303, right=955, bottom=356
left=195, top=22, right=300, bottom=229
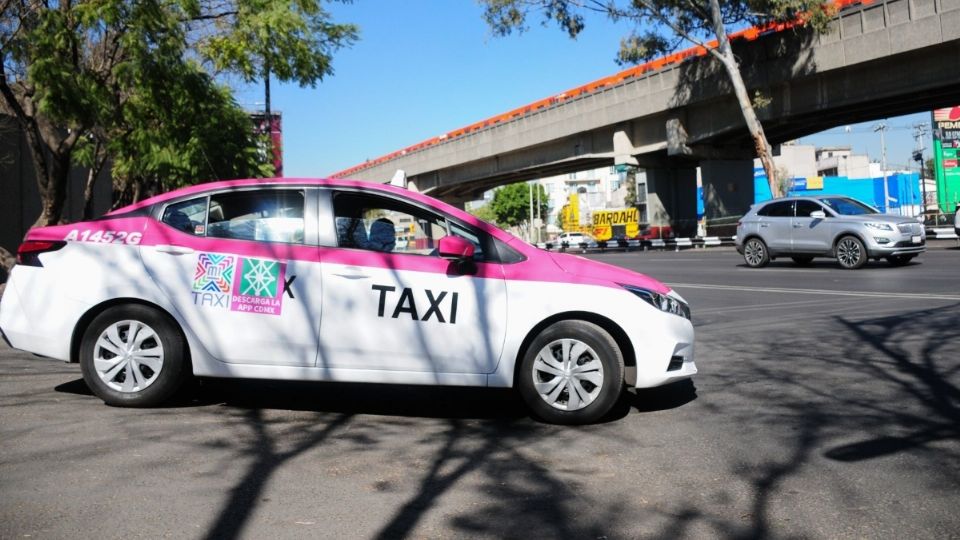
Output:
left=1, top=246, right=958, bottom=539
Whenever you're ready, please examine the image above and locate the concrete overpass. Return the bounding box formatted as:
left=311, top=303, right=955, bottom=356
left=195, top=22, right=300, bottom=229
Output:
left=331, top=0, right=960, bottom=233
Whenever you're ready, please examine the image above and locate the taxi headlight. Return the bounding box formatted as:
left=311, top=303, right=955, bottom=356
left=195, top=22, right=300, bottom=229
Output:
left=621, top=285, right=691, bottom=320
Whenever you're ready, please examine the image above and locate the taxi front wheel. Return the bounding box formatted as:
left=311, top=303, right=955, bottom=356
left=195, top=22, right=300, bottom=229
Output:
left=518, top=320, right=624, bottom=425
left=80, top=304, right=189, bottom=407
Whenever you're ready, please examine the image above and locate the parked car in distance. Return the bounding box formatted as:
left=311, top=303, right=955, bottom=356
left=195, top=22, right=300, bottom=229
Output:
left=736, top=196, right=925, bottom=269
left=0, top=178, right=696, bottom=425
left=556, top=231, right=592, bottom=247
left=955, top=207, right=959, bottom=237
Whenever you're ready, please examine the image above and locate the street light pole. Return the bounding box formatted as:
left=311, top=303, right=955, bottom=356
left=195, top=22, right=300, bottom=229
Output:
left=913, top=123, right=930, bottom=221
left=874, top=122, right=889, bottom=213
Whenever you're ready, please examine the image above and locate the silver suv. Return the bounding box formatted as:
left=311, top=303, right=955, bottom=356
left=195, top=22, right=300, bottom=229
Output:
left=736, top=196, right=925, bottom=269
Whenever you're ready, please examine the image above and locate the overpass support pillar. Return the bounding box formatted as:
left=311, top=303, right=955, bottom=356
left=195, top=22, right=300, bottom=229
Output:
left=699, top=159, right=755, bottom=232
left=644, top=166, right=698, bottom=238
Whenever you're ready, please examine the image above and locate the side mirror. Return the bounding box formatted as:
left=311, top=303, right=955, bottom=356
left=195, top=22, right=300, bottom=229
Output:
left=438, top=235, right=475, bottom=260
left=810, top=210, right=826, bottom=219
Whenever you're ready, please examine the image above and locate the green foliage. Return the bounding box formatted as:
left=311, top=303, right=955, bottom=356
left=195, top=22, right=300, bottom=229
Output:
left=0, top=0, right=354, bottom=222
left=489, top=182, right=549, bottom=228
left=624, top=169, right=637, bottom=207
left=468, top=203, right=499, bottom=225
left=482, top=0, right=834, bottom=64
left=198, top=0, right=358, bottom=87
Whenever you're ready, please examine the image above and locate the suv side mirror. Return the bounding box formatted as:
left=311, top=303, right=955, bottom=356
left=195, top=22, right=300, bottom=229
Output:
left=810, top=210, right=826, bottom=219
left=438, top=235, right=475, bottom=260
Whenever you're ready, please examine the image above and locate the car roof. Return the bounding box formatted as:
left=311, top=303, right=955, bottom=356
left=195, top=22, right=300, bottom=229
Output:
left=105, top=177, right=521, bottom=248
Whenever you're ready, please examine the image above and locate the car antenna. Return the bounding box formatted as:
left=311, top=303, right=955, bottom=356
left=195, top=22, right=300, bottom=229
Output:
left=390, top=169, right=407, bottom=189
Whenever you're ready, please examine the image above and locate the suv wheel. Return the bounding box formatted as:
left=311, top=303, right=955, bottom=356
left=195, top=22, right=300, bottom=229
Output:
left=743, top=238, right=770, bottom=268
left=836, top=236, right=867, bottom=269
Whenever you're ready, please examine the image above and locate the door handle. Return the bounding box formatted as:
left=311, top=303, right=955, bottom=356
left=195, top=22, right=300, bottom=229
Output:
left=155, top=244, right=195, bottom=255
left=333, top=266, right=370, bottom=279
left=792, top=224, right=804, bottom=228
left=760, top=224, right=769, bottom=228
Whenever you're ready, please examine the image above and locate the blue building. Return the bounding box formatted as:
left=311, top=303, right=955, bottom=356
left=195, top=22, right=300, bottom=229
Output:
left=754, top=170, right=922, bottom=214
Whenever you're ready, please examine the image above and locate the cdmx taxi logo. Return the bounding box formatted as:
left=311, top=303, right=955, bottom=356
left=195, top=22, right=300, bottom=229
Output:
left=192, top=253, right=285, bottom=315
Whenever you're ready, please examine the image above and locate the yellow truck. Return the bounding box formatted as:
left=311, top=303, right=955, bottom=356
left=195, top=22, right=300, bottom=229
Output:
left=591, top=208, right=640, bottom=241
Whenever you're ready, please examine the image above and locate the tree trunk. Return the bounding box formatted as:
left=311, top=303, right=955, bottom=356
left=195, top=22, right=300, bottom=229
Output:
left=82, top=143, right=107, bottom=220
left=82, top=167, right=99, bottom=221
left=32, top=150, right=71, bottom=228
left=706, top=0, right=782, bottom=199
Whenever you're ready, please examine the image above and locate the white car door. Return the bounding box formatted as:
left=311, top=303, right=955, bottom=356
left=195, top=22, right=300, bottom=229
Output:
left=140, top=188, right=321, bottom=366
left=317, top=190, right=508, bottom=374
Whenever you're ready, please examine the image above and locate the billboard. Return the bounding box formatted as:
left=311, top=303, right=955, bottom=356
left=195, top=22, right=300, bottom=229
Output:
left=932, top=107, right=960, bottom=213
left=251, top=112, right=283, bottom=177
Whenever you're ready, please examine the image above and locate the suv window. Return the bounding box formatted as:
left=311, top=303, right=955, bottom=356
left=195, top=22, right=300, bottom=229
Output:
left=331, top=192, right=489, bottom=261
left=160, top=190, right=305, bottom=244
left=819, top=197, right=878, bottom=216
left=795, top=200, right=826, bottom=217
left=758, top=201, right=794, bottom=217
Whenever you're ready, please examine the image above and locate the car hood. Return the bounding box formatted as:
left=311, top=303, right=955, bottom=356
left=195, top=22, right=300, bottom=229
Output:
left=547, top=252, right=671, bottom=294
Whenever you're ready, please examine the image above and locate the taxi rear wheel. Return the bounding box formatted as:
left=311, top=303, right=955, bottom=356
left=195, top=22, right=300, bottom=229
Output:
left=518, top=320, right=624, bottom=425
left=79, top=305, right=189, bottom=407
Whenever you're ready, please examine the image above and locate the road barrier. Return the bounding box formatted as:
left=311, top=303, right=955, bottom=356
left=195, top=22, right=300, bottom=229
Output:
left=538, top=228, right=958, bottom=253
left=537, top=236, right=738, bottom=253
left=926, top=227, right=959, bottom=240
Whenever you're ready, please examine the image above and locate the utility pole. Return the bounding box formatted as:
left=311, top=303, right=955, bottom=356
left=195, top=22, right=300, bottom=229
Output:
left=536, top=183, right=542, bottom=243
left=528, top=181, right=534, bottom=242
left=874, top=122, right=890, bottom=213
left=913, top=123, right=930, bottom=221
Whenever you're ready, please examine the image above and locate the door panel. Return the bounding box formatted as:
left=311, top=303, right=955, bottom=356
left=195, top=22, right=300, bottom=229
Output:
left=792, top=201, right=831, bottom=253
left=757, top=201, right=794, bottom=251
left=141, top=189, right=321, bottom=366
left=320, top=257, right=507, bottom=373
left=317, top=189, right=508, bottom=374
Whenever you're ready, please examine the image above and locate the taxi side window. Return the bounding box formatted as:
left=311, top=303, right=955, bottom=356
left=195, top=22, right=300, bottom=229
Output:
left=331, top=192, right=488, bottom=260
left=333, top=192, right=445, bottom=255
left=161, top=197, right=208, bottom=235
left=207, top=190, right=305, bottom=244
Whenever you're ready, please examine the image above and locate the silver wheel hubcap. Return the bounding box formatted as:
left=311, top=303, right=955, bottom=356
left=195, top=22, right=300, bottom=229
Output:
left=745, top=241, right=764, bottom=266
left=837, top=239, right=861, bottom=267
left=532, top=338, right=604, bottom=411
left=93, top=320, right=164, bottom=393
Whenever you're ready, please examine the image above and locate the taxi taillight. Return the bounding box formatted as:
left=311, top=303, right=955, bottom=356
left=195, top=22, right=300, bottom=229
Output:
left=16, top=240, right=66, bottom=267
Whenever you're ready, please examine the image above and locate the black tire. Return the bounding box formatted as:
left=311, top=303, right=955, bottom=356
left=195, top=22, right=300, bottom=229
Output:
left=835, top=235, right=867, bottom=269
left=886, top=254, right=915, bottom=267
left=518, top=320, right=624, bottom=425
left=791, top=256, right=814, bottom=266
left=743, top=238, right=770, bottom=268
left=79, top=304, right=189, bottom=407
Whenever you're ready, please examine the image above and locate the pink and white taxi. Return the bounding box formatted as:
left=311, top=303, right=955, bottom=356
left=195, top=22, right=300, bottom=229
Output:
left=0, top=179, right=695, bottom=424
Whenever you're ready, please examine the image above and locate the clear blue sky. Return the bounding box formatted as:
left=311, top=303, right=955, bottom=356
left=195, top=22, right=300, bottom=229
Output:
left=231, top=1, right=934, bottom=178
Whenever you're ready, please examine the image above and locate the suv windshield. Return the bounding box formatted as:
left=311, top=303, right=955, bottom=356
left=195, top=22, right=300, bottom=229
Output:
left=818, top=197, right=878, bottom=216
